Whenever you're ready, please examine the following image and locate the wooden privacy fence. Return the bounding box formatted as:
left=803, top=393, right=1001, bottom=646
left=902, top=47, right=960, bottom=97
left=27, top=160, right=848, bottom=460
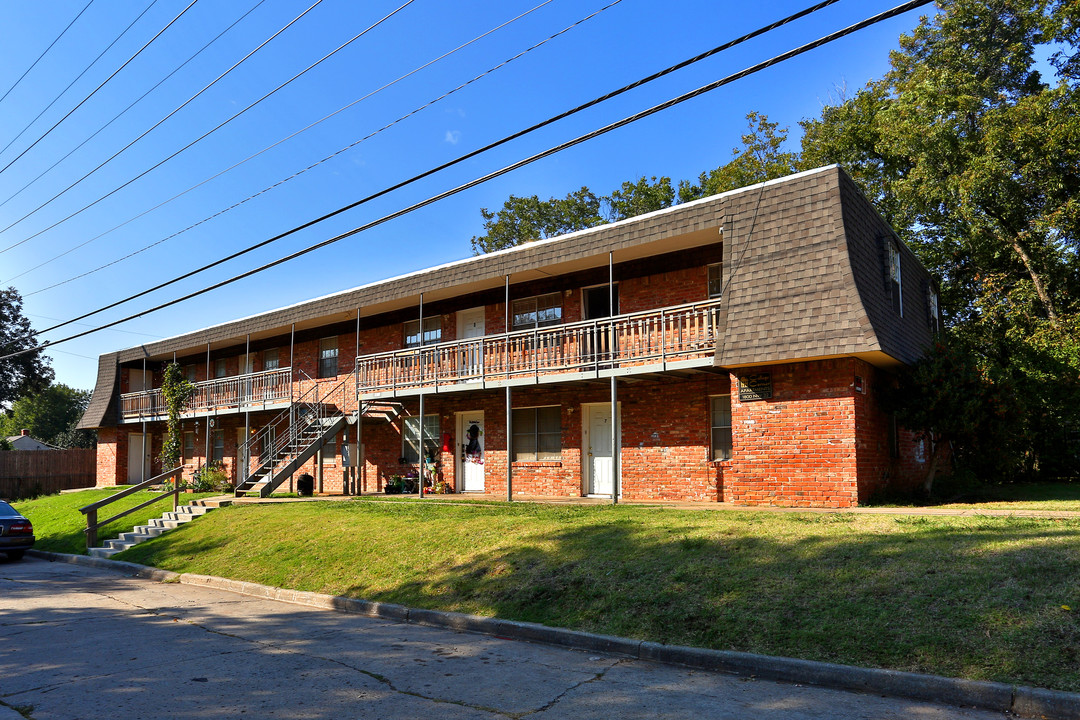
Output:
left=0, top=449, right=97, bottom=500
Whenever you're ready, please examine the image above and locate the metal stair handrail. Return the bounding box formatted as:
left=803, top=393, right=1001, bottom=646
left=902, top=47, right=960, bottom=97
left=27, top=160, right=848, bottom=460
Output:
left=236, top=371, right=355, bottom=494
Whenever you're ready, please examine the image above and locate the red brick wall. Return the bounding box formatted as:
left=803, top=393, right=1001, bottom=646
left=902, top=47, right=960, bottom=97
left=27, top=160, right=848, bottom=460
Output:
left=723, top=360, right=860, bottom=508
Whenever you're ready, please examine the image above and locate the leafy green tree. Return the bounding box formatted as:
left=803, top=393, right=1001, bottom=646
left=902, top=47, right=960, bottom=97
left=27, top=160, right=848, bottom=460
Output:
left=159, top=361, right=195, bottom=470
left=680, top=112, right=800, bottom=202
left=605, top=176, right=675, bottom=221
left=0, top=287, right=53, bottom=410
left=0, top=383, right=91, bottom=448
left=470, top=188, right=602, bottom=254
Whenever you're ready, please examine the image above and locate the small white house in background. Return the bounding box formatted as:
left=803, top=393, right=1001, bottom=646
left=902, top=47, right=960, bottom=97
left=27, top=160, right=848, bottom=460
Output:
left=5, top=430, right=55, bottom=451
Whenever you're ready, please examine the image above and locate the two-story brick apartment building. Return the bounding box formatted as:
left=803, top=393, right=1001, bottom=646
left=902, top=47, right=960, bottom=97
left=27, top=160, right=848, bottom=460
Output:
left=78, top=166, right=938, bottom=507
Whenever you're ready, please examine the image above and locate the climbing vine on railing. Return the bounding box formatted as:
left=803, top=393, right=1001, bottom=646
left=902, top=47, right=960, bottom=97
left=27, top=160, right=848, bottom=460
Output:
left=159, top=361, right=195, bottom=471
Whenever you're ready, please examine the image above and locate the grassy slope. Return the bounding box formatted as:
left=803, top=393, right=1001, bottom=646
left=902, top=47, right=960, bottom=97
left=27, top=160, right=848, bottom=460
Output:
left=118, top=500, right=1080, bottom=692
left=13, top=490, right=219, bottom=554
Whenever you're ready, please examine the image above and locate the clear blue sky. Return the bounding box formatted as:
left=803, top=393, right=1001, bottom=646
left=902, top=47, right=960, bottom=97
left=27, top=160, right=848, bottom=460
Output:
left=0, top=0, right=934, bottom=391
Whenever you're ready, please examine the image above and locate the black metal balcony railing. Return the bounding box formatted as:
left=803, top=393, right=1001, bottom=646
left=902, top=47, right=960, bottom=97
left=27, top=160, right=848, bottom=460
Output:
left=355, top=298, right=721, bottom=394
left=120, top=367, right=292, bottom=420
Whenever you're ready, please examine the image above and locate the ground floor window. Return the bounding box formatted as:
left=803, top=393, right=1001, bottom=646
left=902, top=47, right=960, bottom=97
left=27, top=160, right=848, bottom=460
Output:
left=403, top=415, right=439, bottom=463
left=183, top=431, right=195, bottom=462
left=512, top=406, right=561, bottom=461
left=710, top=395, right=732, bottom=460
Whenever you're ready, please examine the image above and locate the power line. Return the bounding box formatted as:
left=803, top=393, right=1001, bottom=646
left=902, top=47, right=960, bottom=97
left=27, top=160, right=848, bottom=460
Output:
left=0, top=0, right=329, bottom=254
left=1, top=0, right=933, bottom=362
left=0, top=0, right=268, bottom=216
left=24, top=0, right=608, bottom=295
left=0, top=0, right=193, bottom=175
left=0, top=1, right=418, bottom=261
left=22, top=0, right=842, bottom=330
left=0, top=0, right=94, bottom=108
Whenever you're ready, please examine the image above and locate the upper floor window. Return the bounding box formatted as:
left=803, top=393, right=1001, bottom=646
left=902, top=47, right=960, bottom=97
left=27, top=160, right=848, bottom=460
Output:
left=710, top=395, right=732, bottom=461
left=887, top=239, right=903, bottom=316
left=183, top=365, right=197, bottom=383
left=707, top=263, right=723, bottom=299
left=263, top=348, right=280, bottom=371
left=318, top=337, right=339, bottom=378
left=404, top=317, right=441, bottom=349
left=512, top=292, right=562, bottom=330
left=214, top=359, right=228, bottom=378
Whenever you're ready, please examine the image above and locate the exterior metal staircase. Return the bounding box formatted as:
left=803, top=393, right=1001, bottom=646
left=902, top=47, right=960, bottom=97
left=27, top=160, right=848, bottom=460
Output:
left=234, top=373, right=355, bottom=498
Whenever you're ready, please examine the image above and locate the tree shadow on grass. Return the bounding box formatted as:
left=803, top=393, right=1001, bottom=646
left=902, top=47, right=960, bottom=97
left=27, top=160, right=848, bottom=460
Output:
left=344, top=515, right=1080, bottom=692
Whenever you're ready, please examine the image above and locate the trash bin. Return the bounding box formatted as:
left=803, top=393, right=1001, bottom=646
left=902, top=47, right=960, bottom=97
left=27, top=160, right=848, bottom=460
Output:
left=297, top=473, right=314, bottom=497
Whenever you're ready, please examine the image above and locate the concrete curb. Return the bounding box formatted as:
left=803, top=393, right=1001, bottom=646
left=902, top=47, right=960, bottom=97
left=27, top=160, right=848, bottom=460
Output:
left=26, top=551, right=1080, bottom=720
left=27, top=549, right=179, bottom=582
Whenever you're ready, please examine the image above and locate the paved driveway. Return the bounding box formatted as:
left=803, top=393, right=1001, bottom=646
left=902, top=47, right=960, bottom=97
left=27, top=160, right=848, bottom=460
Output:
left=0, top=556, right=1007, bottom=720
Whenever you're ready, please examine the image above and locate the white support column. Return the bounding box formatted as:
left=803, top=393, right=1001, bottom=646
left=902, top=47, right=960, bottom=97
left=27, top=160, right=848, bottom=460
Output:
left=611, top=375, right=619, bottom=505
left=506, top=385, right=512, bottom=502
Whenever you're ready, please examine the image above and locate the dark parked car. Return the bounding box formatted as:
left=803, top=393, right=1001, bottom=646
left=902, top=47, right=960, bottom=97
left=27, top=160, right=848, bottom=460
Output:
left=0, top=500, right=34, bottom=560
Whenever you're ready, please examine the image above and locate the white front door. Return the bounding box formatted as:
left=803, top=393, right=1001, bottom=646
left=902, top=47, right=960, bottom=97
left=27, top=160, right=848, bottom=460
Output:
left=127, top=432, right=151, bottom=484
left=457, top=411, right=485, bottom=492
left=585, top=404, right=619, bottom=496
left=457, top=307, right=485, bottom=378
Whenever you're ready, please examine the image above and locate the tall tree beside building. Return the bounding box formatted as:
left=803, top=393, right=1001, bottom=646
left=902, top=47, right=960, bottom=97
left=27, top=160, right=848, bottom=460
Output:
left=801, top=0, right=1080, bottom=478
left=0, top=384, right=91, bottom=448
left=0, top=287, right=53, bottom=410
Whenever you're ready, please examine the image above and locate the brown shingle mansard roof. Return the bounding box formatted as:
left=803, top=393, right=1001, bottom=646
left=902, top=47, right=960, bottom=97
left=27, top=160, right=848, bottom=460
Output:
left=79, top=165, right=934, bottom=429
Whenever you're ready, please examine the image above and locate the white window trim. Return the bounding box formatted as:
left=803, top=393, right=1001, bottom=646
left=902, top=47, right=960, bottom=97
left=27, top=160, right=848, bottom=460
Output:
left=511, top=405, right=562, bottom=462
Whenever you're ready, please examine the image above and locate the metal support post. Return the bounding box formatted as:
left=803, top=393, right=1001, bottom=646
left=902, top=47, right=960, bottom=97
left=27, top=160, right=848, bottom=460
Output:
left=506, top=385, right=512, bottom=502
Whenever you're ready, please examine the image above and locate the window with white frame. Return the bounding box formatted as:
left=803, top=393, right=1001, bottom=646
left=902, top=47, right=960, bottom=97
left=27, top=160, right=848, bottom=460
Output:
left=707, top=263, right=723, bottom=299
left=263, top=348, right=280, bottom=371
left=888, top=239, right=903, bottom=316
left=214, top=358, right=228, bottom=378
left=183, top=431, right=195, bottom=462
left=403, top=415, right=440, bottom=464
left=512, top=293, right=562, bottom=330
left=710, top=395, right=732, bottom=461
left=512, top=406, right=561, bottom=461
left=403, top=317, right=441, bottom=348
left=318, top=337, right=339, bottom=378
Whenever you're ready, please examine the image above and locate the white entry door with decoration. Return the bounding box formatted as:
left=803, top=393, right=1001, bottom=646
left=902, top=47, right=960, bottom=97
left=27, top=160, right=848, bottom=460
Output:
left=457, top=307, right=485, bottom=379
left=457, top=411, right=485, bottom=492
left=584, top=404, right=620, bottom=496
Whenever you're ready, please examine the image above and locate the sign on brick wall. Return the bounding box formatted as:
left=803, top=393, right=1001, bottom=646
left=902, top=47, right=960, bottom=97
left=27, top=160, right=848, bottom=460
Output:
left=738, top=372, right=773, bottom=401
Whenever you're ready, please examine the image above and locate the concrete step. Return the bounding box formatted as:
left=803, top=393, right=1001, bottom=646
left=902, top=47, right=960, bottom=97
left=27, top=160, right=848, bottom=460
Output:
left=88, top=505, right=217, bottom=559
left=88, top=546, right=122, bottom=559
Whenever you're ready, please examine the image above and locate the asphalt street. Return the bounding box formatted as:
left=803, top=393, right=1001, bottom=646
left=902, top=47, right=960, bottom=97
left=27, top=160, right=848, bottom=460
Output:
left=0, top=556, right=1009, bottom=720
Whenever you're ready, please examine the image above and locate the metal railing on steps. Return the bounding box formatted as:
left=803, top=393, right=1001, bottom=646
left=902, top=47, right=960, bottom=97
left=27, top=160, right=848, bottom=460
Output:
left=80, top=466, right=182, bottom=550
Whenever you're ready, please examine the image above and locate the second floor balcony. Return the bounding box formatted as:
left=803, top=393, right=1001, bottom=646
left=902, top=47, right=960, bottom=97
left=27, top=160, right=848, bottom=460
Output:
left=121, top=367, right=292, bottom=421
left=355, top=297, right=722, bottom=397
left=118, top=298, right=723, bottom=420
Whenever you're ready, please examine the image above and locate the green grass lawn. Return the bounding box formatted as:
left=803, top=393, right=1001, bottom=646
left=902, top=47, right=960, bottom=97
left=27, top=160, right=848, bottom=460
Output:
left=114, top=499, right=1080, bottom=693
left=13, top=489, right=219, bottom=554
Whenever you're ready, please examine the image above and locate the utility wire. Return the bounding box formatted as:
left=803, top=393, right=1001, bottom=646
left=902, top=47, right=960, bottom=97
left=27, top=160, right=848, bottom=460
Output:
left=22, top=0, right=841, bottom=328
left=0, top=0, right=94, bottom=108
left=1, top=0, right=934, bottom=362
left=17, top=0, right=833, bottom=296
left=0, top=0, right=329, bottom=253
left=0, top=0, right=267, bottom=215
left=0, top=0, right=415, bottom=257
left=0, top=0, right=191, bottom=174
left=24, top=0, right=601, bottom=295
